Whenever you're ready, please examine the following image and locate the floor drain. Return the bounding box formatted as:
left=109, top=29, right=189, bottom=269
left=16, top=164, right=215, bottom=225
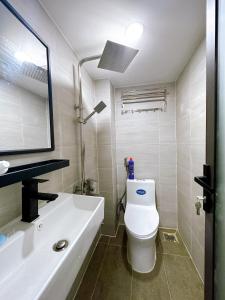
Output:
left=163, top=232, right=178, bottom=243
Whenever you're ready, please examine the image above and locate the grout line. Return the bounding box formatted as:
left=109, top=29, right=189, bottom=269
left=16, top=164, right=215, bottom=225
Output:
left=107, top=243, right=126, bottom=248
left=158, top=252, right=188, bottom=258
left=159, top=226, right=177, bottom=231
left=98, top=234, right=111, bottom=244
left=162, top=254, right=173, bottom=300
left=101, top=223, right=122, bottom=240
left=106, top=236, right=110, bottom=246
left=111, top=223, right=121, bottom=239
left=91, top=238, right=110, bottom=299
left=130, top=268, right=133, bottom=300
left=174, top=79, right=178, bottom=231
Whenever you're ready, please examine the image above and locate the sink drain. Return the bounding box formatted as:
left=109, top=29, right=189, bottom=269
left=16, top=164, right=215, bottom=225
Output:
left=53, top=239, right=69, bottom=252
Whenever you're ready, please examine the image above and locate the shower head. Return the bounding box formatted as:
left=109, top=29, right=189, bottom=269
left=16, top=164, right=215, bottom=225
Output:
left=94, top=101, right=107, bottom=113
left=82, top=101, right=107, bottom=124
left=98, top=40, right=139, bottom=73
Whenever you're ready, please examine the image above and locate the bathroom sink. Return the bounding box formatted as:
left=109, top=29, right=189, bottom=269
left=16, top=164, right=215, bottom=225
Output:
left=0, top=193, right=104, bottom=300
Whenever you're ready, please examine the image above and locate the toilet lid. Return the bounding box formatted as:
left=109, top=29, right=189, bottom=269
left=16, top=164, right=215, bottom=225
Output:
left=124, top=204, right=159, bottom=237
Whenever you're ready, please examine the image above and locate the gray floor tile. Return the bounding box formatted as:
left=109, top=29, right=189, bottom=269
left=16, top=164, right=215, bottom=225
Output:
left=99, top=235, right=110, bottom=245
left=92, top=245, right=132, bottom=300
left=75, top=242, right=108, bottom=300
left=75, top=227, right=204, bottom=300
left=132, top=254, right=171, bottom=300
left=163, top=254, right=204, bottom=300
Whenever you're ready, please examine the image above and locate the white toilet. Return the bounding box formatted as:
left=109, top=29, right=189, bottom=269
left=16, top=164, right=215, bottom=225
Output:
left=124, top=179, right=159, bottom=273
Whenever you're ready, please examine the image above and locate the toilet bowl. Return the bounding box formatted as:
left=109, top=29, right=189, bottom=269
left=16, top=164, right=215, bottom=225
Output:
left=124, top=179, right=159, bottom=273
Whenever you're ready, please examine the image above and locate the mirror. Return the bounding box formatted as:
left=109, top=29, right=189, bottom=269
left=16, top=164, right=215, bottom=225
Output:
left=0, top=0, right=54, bottom=155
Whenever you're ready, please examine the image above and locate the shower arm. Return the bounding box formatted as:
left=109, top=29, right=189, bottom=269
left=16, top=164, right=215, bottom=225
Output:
left=79, top=55, right=101, bottom=67
left=76, top=54, right=102, bottom=116
left=76, top=54, right=101, bottom=194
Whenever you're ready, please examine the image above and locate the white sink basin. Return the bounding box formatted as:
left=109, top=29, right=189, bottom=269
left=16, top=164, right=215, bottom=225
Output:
left=0, top=193, right=104, bottom=300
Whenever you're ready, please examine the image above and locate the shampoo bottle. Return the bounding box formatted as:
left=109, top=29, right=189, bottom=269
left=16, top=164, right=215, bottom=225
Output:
left=128, top=157, right=134, bottom=179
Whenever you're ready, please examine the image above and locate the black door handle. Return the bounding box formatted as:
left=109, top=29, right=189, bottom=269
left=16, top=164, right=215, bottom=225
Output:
left=194, top=176, right=214, bottom=194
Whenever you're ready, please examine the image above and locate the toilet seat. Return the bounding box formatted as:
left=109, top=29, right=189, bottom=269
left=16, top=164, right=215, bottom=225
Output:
left=125, top=204, right=159, bottom=239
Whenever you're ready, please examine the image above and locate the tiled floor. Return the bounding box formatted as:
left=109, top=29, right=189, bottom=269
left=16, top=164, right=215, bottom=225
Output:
left=75, top=226, right=204, bottom=300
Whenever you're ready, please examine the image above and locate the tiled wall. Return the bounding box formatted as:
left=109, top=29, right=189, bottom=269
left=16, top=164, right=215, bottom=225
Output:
left=176, top=40, right=206, bottom=280
left=0, top=7, right=206, bottom=286
left=115, top=83, right=177, bottom=228
left=0, top=79, right=50, bottom=150
left=0, top=0, right=98, bottom=228
left=95, top=80, right=117, bottom=235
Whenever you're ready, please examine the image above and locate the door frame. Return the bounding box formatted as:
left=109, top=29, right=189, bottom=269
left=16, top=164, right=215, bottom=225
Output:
left=205, top=0, right=217, bottom=299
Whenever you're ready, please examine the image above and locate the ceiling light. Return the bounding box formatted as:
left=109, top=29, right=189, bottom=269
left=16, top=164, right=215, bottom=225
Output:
left=125, top=22, right=143, bottom=43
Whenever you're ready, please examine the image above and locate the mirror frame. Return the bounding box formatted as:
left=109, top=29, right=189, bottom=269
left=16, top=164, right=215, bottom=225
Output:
left=0, top=0, right=55, bottom=155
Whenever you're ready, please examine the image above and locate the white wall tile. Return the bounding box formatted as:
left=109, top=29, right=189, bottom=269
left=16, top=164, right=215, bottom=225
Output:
left=159, top=209, right=177, bottom=228
left=0, top=0, right=98, bottom=227
left=159, top=144, right=177, bottom=165
left=176, top=39, right=206, bottom=281
left=158, top=184, right=177, bottom=211
left=159, top=164, right=176, bottom=185
left=115, top=83, right=177, bottom=228
left=95, top=80, right=117, bottom=235
left=159, top=122, right=176, bottom=143
left=116, top=144, right=160, bottom=165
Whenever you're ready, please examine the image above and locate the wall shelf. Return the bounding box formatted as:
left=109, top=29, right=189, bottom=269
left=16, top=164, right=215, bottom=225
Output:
left=0, top=159, right=69, bottom=188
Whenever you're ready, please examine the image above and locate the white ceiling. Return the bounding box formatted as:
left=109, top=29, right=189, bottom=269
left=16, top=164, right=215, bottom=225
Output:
left=40, top=0, right=206, bottom=87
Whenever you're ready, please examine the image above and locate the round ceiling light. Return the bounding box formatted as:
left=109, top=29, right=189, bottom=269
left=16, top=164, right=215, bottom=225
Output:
left=125, top=22, right=143, bottom=42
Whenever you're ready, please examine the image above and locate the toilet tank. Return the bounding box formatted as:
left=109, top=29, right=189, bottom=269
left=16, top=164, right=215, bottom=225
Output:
left=126, top=179, right=155, bottom=206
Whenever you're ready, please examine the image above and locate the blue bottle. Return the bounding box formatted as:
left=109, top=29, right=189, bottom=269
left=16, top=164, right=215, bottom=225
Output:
left=0, top=234, right=7, bottom=246
left=128, top=157, right=134, bottom=179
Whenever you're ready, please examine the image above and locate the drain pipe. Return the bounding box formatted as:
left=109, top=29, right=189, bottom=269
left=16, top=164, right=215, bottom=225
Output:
left=116, top=158, right=129, bottom=216
left=75, top=55, right=101, bottom=194
left=116, top=190, right=126, bottom=216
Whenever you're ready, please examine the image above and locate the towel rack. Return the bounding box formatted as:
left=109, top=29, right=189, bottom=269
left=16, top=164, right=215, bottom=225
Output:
left=121, top=88, right=167, bottom=114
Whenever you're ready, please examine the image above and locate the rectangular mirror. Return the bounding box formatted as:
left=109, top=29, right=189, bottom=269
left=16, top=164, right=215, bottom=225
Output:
left=0, top=0, right=54, bottom=155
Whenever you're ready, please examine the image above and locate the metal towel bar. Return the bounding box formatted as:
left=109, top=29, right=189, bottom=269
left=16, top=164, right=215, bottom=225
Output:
left=121, top=88, right=167, bottom=114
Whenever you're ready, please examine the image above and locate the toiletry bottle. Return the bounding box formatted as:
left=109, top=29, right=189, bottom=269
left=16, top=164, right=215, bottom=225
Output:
left=128, top=157, right=134, bottom=179
left=0, top=234, right=7, bottom=246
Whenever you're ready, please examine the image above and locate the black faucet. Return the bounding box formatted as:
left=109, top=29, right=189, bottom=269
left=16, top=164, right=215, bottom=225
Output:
left=21, top=178, right=58, bottom=222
